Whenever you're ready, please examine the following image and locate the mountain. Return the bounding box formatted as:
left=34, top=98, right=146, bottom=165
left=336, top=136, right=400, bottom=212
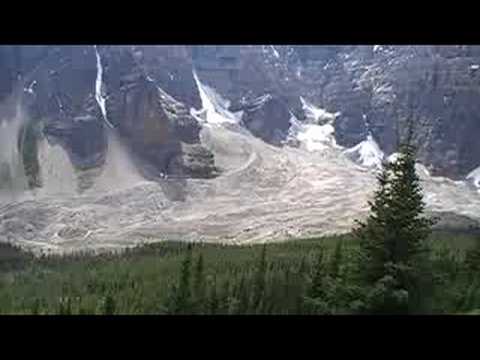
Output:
left=1, top=45, right=480, bottom=253
left=0, top=45, right=216, bottom=183
left=193, top=45, right=480, bottom=179
left=3, top=45, right=480, bottom=179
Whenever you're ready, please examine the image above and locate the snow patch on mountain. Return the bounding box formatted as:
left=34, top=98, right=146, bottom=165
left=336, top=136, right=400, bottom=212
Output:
left=343, top=134, right=384, bottom=169
left=300, top=96, right=340, bottom=122
left=24, top=80, right=37, bottom=95
left=94, top=46, right=113, bottom=129
left=467, top=166, right=480, bottom=189
left=297, top=124, right=337, bottom=152
left=247, top=94, right=273, bottom=111
left=270, top=46, right=280, bottom=58
left=416, top=163, right=432, bottom=178
left=286, top=98, right=342, bottom=152
left=191, top=71, right=239, bottom=125
left=296, top=67, right=302, bottom=78
left=287, top=113, right=338, bottom=152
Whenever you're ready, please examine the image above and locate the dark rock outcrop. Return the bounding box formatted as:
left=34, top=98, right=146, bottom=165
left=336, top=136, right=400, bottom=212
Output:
left=0, top=45, right=216, bottom=181
left=131, top=46, right=201, bottom=109
left=240, top=94, right=292, bottom=145
left=99, top=45, right=214, bottom=178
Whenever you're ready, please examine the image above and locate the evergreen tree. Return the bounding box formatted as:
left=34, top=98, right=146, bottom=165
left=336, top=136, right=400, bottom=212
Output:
left=164, top=281, right=179, bottom=314
left=308, top=246, right=326, bottom=299
left=207, top=275, right=219, bottom=315
left=193, top=253, right=206, bottom=313
left=295, top=255, right=309, bottom=313
left=31, top=297, right=41, bottom=315
left=354, top=167, right=391, bottom=285
left=58, top=296, right=72, bottom=315
left=222, top=277, right=240, bottom=314
left=330, top=241, right=343, bottom=279
left=465, top=236, right=480, bottom=273
left=173, top=245, right=193, bottom=314
left=459, top=278, right=480, bottom=312
left=283, top=267, right=291, bottom=300
left=236, top=274, right=249, bottom=314
left=303, top=246, right=330, bottom=314
left=102, top=293, right=116, bottom=315
left=78, top=302, right=89, bottom=315
left=298, top=255, right=308, bottom=276
left=353, top=123, right=435, bottom=314
left=220, top=278, right=231, bottom=314
left=252, top=244, right=267, bottom=311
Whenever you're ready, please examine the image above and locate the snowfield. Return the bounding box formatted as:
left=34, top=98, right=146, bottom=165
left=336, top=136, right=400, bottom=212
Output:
left=343, top=134, right=384, bottom=169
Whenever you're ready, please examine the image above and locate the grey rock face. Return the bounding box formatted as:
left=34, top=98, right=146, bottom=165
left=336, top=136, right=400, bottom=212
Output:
left=2, top=45, right=480, bottom=180
left=241, top=94, right=292, bottom=145
left=132, top=46, right=201, bottom=109
left=192, top=45, right=480, bottom=178
left=99, top=46, right=205, bottom=175
left=0, top=45, right=216, bottom=180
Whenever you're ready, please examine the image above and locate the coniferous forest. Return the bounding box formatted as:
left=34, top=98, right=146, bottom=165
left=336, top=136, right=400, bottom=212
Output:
left=0, top=231, right=479, bottom=315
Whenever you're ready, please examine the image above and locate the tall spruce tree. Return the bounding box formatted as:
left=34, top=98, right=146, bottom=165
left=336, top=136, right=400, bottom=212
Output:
left=330, top=241, right=343, bottom=279
left=193, top=253, right=206, bottom=313
left=237, top=274, right=249, bottom=314
left=308, top=247, right=327, bottom=299
left=465, top=236, right=480, bottom=273
left=303, top=246, right=330, bottom=314
left=295, top=256, right=309, bottom=313
left=208, top=275, right=219, bottom=315
left=220, top=278, right=231, bottom=314
left=252, top=244, right=267, bottom=312
left=173, top=244, right=193, bottom=314
left=102, top=293, right=116, bottom=315
left=353, top=121, right=435, bottom=314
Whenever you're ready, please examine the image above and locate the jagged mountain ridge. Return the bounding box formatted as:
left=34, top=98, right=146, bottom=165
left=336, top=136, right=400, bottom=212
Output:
left=193, top=45, right=480, bottom=179
left=2, top=45, right=480, bottom=181
left=0, top=45, right=216, bottom=183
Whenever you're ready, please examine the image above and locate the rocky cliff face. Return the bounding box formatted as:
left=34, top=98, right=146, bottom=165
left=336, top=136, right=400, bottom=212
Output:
left=98, top=45, right=214, bottom=178
left=192, top=45, right=480, bottom=179
left=1, top=45, right=479, bottom=182
left=0, top=45, right=216, bottom=183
